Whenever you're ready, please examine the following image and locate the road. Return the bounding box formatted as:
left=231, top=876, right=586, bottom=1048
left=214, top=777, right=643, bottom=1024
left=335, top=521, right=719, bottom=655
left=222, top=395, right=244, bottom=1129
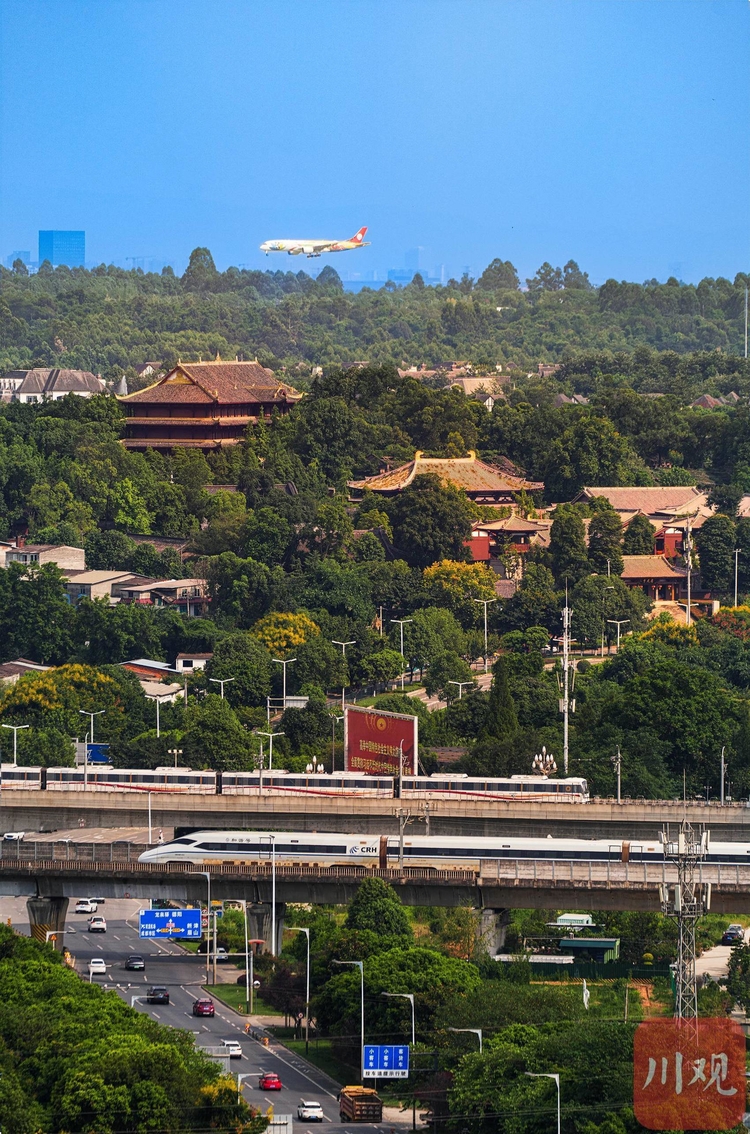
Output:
left=1, top=896, right=416, bottom=1132
left=696, top=925, right=749, bottom=981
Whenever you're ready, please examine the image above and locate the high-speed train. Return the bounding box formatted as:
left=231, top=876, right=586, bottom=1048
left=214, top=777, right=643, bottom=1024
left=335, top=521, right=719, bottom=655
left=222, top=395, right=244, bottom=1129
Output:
left=138, top=830, right=750, bottom=868
left=0, top=766, right=590, bottom=803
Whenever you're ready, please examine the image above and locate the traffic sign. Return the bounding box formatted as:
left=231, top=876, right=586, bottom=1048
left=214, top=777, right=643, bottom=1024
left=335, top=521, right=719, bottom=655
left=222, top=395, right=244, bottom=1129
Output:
left=138, top=908, right=202, bottom=939
left=362, top=1044, right=409, bottom=1078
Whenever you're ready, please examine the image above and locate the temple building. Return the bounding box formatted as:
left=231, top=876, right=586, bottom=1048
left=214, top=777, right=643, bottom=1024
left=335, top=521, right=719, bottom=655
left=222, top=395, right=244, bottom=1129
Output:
left=348, top=451, right=542, bottom=507
left=118, top=359, right=302, bottom=450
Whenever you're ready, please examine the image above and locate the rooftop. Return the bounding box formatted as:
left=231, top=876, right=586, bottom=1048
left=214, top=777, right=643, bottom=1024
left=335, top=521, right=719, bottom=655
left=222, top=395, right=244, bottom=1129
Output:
left=119, top=359, right=303, bottom=407
left=64, top=570, right=139, bottom=584
left=621, top=554, right=687, bottom=580
left=576, top=486, right=706, bottom=516
left=349, top=451, right=542, bottom=494
left=15, top=368, right=104, bottom=396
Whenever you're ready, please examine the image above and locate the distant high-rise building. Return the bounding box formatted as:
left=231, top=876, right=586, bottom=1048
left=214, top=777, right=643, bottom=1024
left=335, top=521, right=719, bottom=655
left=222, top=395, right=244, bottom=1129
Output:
left=38, top=230, right=85, bottom=267
left=4, top=251, right=31, bottom=269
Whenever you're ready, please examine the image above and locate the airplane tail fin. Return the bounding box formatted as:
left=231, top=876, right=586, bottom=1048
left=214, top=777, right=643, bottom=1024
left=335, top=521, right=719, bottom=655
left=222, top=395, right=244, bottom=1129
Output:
left=350, top=226, right=368, bottom=244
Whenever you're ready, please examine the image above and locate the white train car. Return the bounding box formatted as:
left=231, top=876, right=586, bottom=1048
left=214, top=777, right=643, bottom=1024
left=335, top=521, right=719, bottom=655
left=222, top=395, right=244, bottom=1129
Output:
left=0, top=765, right=43, bottom=790
left=45, top=768, right=217, bottom=794
left=401, top=774, right=589, bottom=803
left=221, top=771, right=393, bottom=797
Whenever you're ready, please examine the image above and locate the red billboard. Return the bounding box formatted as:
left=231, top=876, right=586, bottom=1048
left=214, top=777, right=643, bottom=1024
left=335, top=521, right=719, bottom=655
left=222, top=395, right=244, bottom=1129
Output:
left=344, top=706, right=418, bottom=776
left=634, top=1018, right=745, bottom=1131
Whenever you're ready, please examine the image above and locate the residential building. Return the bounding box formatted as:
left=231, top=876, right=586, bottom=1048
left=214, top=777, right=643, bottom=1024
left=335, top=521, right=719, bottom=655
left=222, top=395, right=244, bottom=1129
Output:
left=0, top=658, right=51, bottom=686
left=14, top=369, right=104, bottom=403
left=118, top=358, right=303, bottom=450
left=63, top=571, right=150, bottom=604
left=349, top=451, right=543, bottom=507
left=0, top=372, right=26, bottom=402
left=5, top=544, right=85, bottom=571
left=121, top=659, right=178, bottom=681
left=38, top=230, right=85, bottom=267
left=117, top=578, right=210, bottom=618
left=175, top=652, right=212, bottom=673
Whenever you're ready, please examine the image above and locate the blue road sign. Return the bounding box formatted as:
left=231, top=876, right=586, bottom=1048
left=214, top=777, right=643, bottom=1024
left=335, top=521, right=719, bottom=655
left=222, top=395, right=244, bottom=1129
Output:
left=362, top=1044, right=410, bottom=1079
left=138, top=908, right=202, bottom=939
left=86, top=743, right=110, bottom=763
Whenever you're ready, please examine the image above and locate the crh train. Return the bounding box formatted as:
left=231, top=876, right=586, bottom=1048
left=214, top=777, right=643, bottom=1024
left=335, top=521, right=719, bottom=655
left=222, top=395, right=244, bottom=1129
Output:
left=0, top=766, right=590, bottom=803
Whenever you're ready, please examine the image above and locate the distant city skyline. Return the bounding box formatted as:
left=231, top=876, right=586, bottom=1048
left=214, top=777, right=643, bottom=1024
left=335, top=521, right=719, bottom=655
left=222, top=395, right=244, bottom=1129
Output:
left=1, top=0, right=747, bottom=287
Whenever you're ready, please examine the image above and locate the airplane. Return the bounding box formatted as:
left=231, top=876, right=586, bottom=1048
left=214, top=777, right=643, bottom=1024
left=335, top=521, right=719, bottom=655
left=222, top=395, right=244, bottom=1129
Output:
left=260, top=226, right=370, bottom=259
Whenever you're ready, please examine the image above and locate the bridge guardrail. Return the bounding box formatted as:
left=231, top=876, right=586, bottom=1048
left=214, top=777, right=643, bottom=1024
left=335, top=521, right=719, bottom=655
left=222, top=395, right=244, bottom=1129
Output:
left=479, top=858, right=750, bottom=888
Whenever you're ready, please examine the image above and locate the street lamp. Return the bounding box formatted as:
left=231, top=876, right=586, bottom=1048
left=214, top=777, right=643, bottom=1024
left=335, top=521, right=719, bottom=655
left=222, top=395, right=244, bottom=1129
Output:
left=272, top=657, right=296, bottom=710
left=447, top=680, right=472, bottom=701
left=332, top=714, right=344, bottom=771
left=448, top=1027, right=482, bottom=1052
left=261, top=835, right=277, bottom=955
left=200, top=871, right=211, bottom=985
left=291, top=926, right=311, bottom=1054
left=152, top=693, right=173, bottom=739
left=167, top=747, right=183, bottom=769
left=79, top=708, right=104, bottom=788
left=333, top=960, right=364, bottom=1079
left=2, top=723, right=28, bottom=767
left=525, top=1072, right=561, bottom=1134
left=256, top=730, right=283, bottom=772
left=611, top=746, right=622, bottom=804
left=237, top=1073, right=253, bottom=1104
left=606, top=618, right=630, bottom=650
left=332, top=640, right=356, bottom=711
left=209, top=677, right=235, bottom=700
left=473, top=597, right=497, bottom=673
left=381, top=991, right=415, bottom=1045
left=390, top=619, right=413, bottom=691
left=601, top=586, right=615, bottom=656
left=735, top=548, right=741, bottom=607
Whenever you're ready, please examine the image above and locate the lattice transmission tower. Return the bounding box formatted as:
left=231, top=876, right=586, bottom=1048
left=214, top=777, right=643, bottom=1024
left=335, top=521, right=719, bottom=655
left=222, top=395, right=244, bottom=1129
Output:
left=660, top=822, right=711, bottom=1023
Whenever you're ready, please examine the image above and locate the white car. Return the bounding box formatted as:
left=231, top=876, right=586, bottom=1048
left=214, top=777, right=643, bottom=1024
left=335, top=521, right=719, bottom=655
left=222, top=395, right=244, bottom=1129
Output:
left=88, top=916, right=107, bottom=933
left=297, top=1101, right=324, bottom=1122
left=88, top=958, right=107, bottom=976
left=220, top=1039, right=242, bottom=1059
left=2, top=831, right=25, bottom=841
left=75, top=899, right=98, bottom=914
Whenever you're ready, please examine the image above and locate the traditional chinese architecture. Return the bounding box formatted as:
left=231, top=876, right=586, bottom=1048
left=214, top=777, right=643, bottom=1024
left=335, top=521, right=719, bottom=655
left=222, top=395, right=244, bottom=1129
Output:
left=620, top=555, right=687, bottom=601
left=348, top=451, right=542, bottom=507
left=118, top=358, right=303, bottom=450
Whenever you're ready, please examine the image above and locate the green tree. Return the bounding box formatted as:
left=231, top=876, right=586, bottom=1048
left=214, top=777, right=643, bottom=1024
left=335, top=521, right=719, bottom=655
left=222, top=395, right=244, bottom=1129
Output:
left=549, top=508, right=589, bottom=585
left=623, top=512, right=656, bottom=554
left=570, top=575, right=648, bottom=648
left=475, top=258, right=520, bottom=291
left=204, top=632, right=272, bottom=707
left=182, top=246, right=220, bottom=291
left=500, top=564, right=560, bottom=632
left=390, top=475, right=474, bottom=570
left=345, top=878, right=412, bottom=937
left=587, top=507, right=623, bottom=575
left=424, top=651, right=475, bottom=700
left=696, top=513, right=737, bottom=595
left=483, top=657, right=519, bottom=740
left=404, top=607, right=466, bottom=675
left=0, top=564, right=75, bottom=664
left=84, top=529, right=137, bottom=570
left=362, top=648, right=406, bottom=691
left=181, top=695, right=253, bottom=771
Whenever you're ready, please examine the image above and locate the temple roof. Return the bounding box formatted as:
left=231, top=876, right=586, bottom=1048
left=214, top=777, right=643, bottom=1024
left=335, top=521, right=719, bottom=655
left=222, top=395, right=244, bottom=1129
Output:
left=119, top=360, right=303, bottom=407
left=621, top=554, right=687, bottom=580
left=349, top=451, right=542, bottom=494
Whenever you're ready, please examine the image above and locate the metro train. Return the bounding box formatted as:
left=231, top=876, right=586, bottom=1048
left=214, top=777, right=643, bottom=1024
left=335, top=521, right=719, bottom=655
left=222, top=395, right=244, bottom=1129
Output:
left=139, top=829, right=750, bottom=868
left=0, top=766, right=590, bottom=803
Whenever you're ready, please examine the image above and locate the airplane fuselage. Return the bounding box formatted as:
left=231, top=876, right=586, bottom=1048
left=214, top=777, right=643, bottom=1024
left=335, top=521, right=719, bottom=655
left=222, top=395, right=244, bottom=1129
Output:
left=260, top=227, right=370, bottom=258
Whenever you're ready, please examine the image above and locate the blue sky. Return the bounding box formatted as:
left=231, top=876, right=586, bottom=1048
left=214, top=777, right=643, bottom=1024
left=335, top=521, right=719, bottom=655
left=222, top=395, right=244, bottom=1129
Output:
left=0, top=0, right=748, bottom=284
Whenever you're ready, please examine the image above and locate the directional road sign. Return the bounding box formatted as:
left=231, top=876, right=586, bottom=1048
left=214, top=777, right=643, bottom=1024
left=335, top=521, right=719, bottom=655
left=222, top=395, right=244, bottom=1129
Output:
left=138, top=908, right=202, bottom=939
left=362, top=1044, right=410, bottom=1078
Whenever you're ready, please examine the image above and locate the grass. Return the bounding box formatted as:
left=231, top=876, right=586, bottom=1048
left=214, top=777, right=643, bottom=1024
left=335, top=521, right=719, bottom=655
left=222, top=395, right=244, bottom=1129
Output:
left=269, top=1029, right=356, bottom=1085
left=205, top=983, right=278, bottom=1016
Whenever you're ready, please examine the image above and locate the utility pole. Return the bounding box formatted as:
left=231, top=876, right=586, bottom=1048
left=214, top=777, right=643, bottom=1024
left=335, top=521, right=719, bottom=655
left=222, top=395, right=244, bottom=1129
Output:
left=660, top=822, right=710, bottom=1027
left=560, top=594, right=573, bottom=775
left=390, top=619, right=413, bottom=691
left=611, top=746, right=622, bottom=803
left=332, top=640, right=356, bottom=711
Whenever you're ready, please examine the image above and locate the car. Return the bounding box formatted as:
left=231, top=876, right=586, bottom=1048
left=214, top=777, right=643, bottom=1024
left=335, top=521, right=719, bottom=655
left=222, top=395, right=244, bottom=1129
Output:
left=297, top=1101, right=324, bottom=1121
left=75, top=899, right=98, bottom=914
left=87, top=916, right=107, bottom=933
left=2, top=831, right=25, bottom=841
left=125, top=954, right=145, bottom=970
left=146, top=986, right=170, bottom=1004
left=218, top=1039, right=242, bottom=1060
left=215, top=947, right=229, bottom=963
left=259, top=1072, right=282, bottom=1089
left=192, top=997, right=215, bottom=1017
left=721, top=924, right=745, bottom=945
left=88, top=958, right=107, bottom=976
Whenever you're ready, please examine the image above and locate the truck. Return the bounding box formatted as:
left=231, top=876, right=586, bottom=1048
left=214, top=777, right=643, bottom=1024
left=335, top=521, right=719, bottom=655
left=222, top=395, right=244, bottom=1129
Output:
left=338, top=1086, right=383, bottom=1123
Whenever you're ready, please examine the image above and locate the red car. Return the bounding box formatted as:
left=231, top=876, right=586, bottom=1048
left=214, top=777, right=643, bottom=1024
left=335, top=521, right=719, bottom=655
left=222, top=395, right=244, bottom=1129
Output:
left=259, top=1073, right=282, bottom=1091
left=192, top=997, right=215, bottom=1017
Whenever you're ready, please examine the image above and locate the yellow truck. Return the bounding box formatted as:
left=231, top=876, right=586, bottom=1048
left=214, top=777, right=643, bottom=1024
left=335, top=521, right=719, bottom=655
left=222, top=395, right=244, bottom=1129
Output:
left=338, top=1086, right=383, bottom=1123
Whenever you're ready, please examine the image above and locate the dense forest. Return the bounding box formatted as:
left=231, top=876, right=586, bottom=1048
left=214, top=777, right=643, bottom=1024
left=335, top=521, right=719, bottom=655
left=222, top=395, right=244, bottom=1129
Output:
left=1, top=249, right=749, bottom=377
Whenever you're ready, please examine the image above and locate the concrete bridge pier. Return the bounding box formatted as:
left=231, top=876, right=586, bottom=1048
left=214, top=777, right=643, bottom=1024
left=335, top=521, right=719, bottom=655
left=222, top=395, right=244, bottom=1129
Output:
left=246, top=902, right=286, bottom=954
left=27, top=896, right=69, bottom=952
left=479, top=908, right=510, bottom=956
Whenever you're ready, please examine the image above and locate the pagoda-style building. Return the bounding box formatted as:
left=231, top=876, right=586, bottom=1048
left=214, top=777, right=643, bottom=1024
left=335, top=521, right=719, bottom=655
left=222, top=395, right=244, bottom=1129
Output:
left=118, top=359, right=302, bottom=450
left=348, top=451, right=543, bottom=507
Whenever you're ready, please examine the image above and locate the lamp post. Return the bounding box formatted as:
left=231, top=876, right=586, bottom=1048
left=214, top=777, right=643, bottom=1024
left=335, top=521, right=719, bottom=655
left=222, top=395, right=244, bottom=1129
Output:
left=381, top=991, right=415, bottom=1045
left=447, top=680, right=472, bottom=701
left=79, top=708, right=104, bottom=789
left=1, top=724, right=28, bottom=767
left=272, top=657, right=296, bottom=710
left=611, top=746, right=622, bottom=804
left=525, top=1072, right=560, bottom=1134
left=209, top=677, right=235, bottom=700
left=256, top=731, right=283, bottom=772
left=334, top=960, right=364, bottom=1079
left=448, top=1027, right=482, bottom=1053
left=473, top=597, right=497, bottom=673
left=390, top=619, right=413, bottom=691
left=167, top=746, right=183, bottom=769
left=261, top=835, right=277, bottom=954
left=200, top=871, right=211, bottom=985
left=735, top=548, right=741, bottom=607
left=332, top=640, right=356, bottom=711
left=332, top=714, right=344, bottom=771
left=601, top=585, right=615, bottom=657
left=606, top=618, right=630, bottom=650
left=721, top=745, right=727, bottom=805
left=291, top=927, right=311, bottom=1054
left=237, top=1073, right=252, bottom=1104
left=247, top=938, right=264, bottom=1014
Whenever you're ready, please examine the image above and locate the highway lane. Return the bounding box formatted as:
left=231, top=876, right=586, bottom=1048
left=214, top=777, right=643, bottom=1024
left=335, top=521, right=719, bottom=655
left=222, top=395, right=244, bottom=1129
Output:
left=1, top=897, right=410, bottom=1132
